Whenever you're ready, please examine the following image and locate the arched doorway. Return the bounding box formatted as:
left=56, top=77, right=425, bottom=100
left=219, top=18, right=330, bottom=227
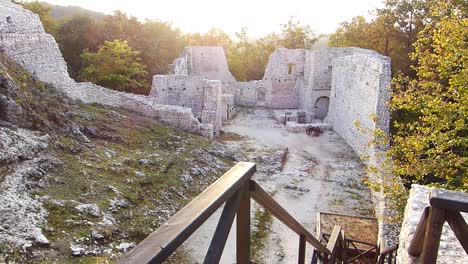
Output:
left=314, top=96, right=329, bottom=120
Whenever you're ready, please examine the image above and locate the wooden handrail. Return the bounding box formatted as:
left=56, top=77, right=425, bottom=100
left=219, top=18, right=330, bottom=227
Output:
left=119, top=162, right=256, bottom=264
left=325, top=226, right=343, bottom=263
left=407, top=189, right=468, bottom=264
left=250, top=180, right=331, bottom=255
left=119, top=162, right=331, bottom=264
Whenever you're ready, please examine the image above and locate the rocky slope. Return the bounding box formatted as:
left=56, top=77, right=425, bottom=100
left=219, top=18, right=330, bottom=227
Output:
left=0, top=53, right=237, bottom=263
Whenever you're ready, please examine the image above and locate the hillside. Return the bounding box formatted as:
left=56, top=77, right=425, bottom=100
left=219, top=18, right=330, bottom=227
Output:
left=0, top=53, right=236, bottom=263
left=48, top=3, right=106, bottom=20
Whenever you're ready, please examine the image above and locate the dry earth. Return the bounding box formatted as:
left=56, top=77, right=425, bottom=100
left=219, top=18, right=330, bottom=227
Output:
left=183, top=107, right=375, bottom=263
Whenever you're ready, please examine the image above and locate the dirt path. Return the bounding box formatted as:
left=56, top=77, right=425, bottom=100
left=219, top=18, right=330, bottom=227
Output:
left=184, top=108, right=374, bottom=263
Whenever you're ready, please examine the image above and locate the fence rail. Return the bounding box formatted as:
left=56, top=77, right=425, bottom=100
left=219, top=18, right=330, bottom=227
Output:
left=407, top=189, right=468, bottom=264
left=118, top=162, right=330, bottom=264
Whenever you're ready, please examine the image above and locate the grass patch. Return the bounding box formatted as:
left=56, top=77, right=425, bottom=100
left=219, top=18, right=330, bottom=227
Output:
left=251, top=207, right=273, bottom=264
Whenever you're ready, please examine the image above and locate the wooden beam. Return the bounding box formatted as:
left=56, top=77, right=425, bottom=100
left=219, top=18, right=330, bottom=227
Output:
left=430, top=189, right=468, bottom=213
left=119, top=162, right=256, bottom=264
left=298, top=235, right=306, bottom=264
left=237, top=183, right=251, bottom=264
left=445, top=210, right=468, bottom=254
left=249, top=180, right=331, bottom=255
left=421, top=207, right=446, bottom=264
left=407, top=207, right=429, bottom=256
left=326, top=225, right=342, bottom=263
left=204, top=189, right=242, bottom=264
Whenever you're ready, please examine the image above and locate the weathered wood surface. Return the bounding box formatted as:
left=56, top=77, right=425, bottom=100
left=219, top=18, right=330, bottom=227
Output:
left=236, top=184, right=251, bottom=264
left=118, top=162, right=256, bottom=264
left=407, top=206, right=429, bottom=256
left=203, top=189, right=242, bottom=264
left=249, top=180, right=331, bottom=255
left=445, top=210, right=468, bottom=254
left=421, top=207, right=445, bottom=264
left=326, top=225, right=342, bottom=263
left=298, top=235, right=306, bottom=264
left=430, top=189, right=468, bottom=212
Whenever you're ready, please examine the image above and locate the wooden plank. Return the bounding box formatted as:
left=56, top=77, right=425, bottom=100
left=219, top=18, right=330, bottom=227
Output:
left=445, top=210, right=468, bottom=254
left=327, top=225, right=342, bottom=263
left=237, top=183, right=251, bottom=264
left=119, top=162, right=256, bottom=264
left=407, top=206, right=429, bottom=256
left=298, top=235, right=306, bottom=264
left=430, top=189, right=468, bottom=212
left=421, top=207, right=446, bottom=264
left=204, top=189, right=242, bottom=264
left=249, top=180, right=331, bottom=255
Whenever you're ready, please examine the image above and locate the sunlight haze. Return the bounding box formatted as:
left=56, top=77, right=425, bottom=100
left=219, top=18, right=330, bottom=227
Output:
left=41, top=0, right=384, bottom=37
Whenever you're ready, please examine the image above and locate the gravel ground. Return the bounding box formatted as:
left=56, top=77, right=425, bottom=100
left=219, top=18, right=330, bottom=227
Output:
left=184, top=108, right=375, bottom=263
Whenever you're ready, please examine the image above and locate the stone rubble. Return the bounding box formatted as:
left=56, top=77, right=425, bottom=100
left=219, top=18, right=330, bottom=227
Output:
left=0, top=127, right=58, bottom=249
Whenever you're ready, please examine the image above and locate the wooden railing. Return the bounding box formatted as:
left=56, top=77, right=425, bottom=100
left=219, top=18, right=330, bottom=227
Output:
left=118, top=162, right=331, bottom=264
left=407, top=189, right=468, bottom=264
left=376, top=244, right=398, bottom=264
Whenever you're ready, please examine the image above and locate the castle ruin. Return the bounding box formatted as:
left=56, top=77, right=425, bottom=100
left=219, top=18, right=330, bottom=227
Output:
left=4, top=0, right=442, bottom=259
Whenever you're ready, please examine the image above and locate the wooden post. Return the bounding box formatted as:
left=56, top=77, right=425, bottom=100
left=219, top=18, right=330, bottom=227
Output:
left=237, top=183, right=250, bottom=264
left=445, top=210, right=468, bottom=254
left=298, top=235, right=306, bottom=264
left=204, top=191, right=242, bottom=264
left=407, top=207, right=429, bottom=256
left=421, top=207, right=445, bottom=264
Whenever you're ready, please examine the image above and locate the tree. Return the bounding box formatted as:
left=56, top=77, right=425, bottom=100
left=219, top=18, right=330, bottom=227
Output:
left=14, top=0, right=58, bottom=35
left=56, top=15, right=104, bottom=78
left=140, top=20, right=185, bottom=76
left=184, top=28, right=233, bottom=49
left=390, top=1, right=467, bottom=190
left=79, top=40, right=148, bottom=92
left=279, top=17, right=318, bottom=49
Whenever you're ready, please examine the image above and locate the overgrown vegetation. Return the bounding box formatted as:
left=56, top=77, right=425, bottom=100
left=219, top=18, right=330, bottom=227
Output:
left=0, top=53, right=235, bottom=263
left=339, top=0, right=467, bottom=216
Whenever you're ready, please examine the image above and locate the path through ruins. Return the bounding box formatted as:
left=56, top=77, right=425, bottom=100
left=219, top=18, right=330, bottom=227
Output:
left=183, top=107, right=374, bottom=263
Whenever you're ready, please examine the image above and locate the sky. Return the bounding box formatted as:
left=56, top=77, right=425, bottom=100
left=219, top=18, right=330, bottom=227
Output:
left=42, top=0, right=385, bottom=37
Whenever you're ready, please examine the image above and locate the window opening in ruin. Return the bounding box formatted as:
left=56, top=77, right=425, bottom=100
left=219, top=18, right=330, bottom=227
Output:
left=288, top=64, right=294, bottom=75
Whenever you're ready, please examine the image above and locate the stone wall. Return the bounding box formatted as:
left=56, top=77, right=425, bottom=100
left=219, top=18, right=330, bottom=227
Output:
left=327, top=52, right=392, bottom=245
left=149, top=75, right=223, bottom=135
left=327, top=53, right=391, bottom=160
left=0, top=0, right=212, bottom=137
left=171, top=46, right=236, bottom=82
left=396, top=185, right=468, bottom=264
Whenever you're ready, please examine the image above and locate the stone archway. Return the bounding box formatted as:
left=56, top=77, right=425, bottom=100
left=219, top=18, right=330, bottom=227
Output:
left=314, top=96, right=329, bottom=120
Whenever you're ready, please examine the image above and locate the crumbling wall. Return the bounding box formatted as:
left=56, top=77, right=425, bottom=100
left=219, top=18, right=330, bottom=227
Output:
left=300, top=48, right=384, bottom=115
left=171, top=46, right=236, bottom=82
left=234, top=81, right=258, bottom=106
left=150, top=75, right=207, bottom=118
left=0, top=0, right=212, bottom=137
left=149, top=75, right=223, bottom=135
left=396, top=185, right=468, bottom=264
left=327, top=52, right=392, bottom=246
left=327, top=53, right=391, bottom=159
left=202, top=81, right=223, bottom=135
left=262, top=48, right=304, bottom=108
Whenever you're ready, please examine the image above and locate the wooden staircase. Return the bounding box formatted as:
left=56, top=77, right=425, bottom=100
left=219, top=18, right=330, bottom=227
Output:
left=117, top=162, right=467, bottom=264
